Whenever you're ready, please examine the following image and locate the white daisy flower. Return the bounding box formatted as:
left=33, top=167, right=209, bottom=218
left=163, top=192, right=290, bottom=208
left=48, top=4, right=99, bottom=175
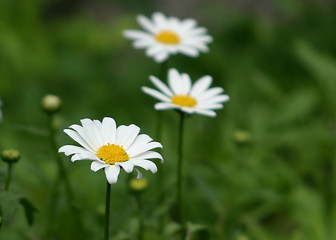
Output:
left=123, top=12, right=213, bottom=63
left=59, top=117, right=163, bottom=184
left=142, top=68, right=230, bottom=117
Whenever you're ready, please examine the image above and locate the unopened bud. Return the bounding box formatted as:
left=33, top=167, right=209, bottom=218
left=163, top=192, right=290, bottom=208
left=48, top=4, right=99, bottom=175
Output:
left=129, top=178, right=148, bottom=192
left=41, top=94, right=62, bottom=113
left=233, top=130, right=251, bottom=144
left=1, top=149, right=20, bottom=164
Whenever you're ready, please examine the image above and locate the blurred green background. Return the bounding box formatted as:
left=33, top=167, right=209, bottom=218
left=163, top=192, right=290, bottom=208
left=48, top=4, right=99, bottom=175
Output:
left=1, top=0, right=336, bottom=239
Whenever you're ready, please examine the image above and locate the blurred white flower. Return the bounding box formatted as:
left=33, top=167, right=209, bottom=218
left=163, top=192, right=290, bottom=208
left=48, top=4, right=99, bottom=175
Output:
left=142, top=68, right=229, bottom=117
left=59, top=117, right=163, bottom=184
left=123, top=12, right=213, bottom=63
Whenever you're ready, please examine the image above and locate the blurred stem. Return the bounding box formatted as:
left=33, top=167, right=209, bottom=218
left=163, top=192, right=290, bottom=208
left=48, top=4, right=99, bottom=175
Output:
left=156, top=60, right=168, bottom=232
left=5, top=163, right=13, bottom=191
left=135, top=193, right=144, bottom=240
left=105, top=182, right=111, bottom=240
left=176, top=112, right=186, bottom=226
left=159, top=59, right=168, bottom=78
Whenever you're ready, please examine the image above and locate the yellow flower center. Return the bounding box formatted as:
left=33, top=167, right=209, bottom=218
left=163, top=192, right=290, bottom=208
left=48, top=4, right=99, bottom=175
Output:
left=96, top=143, right=129, bottom=165
left=171, top=95, right=197, bottom=107
left=155, top=30, right=180, bottom=44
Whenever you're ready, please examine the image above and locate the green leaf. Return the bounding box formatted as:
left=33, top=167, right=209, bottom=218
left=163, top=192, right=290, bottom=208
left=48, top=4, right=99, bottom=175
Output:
left=186, top=221, right=208, bottom=234
left=19, top=197, right=38, bottom=226
left=0, top=191, right=19, bottom=224
left=163, top=221, right=183, bottom=238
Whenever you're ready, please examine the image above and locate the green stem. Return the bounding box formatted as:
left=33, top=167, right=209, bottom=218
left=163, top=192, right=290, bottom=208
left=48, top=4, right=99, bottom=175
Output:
left=135, top=193, right=144, bottom=240
left=176, top=112, right=186, bottom=226
left=5, top=163, right=12, bottom=191
left=159, top=59, right=169, bottom=78
left=156, top=60, right=169, bottom=233
left=105, top=182, right=111, bottom=240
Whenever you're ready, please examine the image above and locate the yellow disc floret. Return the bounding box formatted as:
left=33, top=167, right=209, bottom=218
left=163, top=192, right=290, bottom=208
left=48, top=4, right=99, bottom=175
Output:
left=155, top=30, right=180, bottom=44
left=171, top=95, right=197, bottom=107
left=96, top=143, right=129, bottom=165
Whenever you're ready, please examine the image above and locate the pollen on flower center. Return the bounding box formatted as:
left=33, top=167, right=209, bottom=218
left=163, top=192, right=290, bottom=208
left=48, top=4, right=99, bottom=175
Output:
left=155, top=30, right=180, bottom=44
left=96, top=143, right=129, bottom=165
left=171, top=95, right=197, bottom=107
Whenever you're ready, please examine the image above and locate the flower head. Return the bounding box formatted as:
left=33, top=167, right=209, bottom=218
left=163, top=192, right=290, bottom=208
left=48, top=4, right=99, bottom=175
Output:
left=142, top=68, right=229, bottom=117
left=129, top=178, right=148, bottom=192
left=1, top=149, right=20, bottom=164
left=41, top=94, right=62, bottom=114
left=59, top=117, right=163, bottom=184
left=123, top=12, right=213, bottom=63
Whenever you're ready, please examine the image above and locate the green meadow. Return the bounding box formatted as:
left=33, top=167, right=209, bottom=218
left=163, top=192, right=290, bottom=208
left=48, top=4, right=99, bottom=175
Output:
left=0, top=1, right=336, bottom=239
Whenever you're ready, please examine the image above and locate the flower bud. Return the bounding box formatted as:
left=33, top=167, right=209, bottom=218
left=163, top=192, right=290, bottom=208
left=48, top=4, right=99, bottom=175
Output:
left=233, top=130, right=251, bottom=144
left=129, top=178, right=148, bottom=192
left=41, top=94, right=62, bottom=113
left=1, top=149, right=20, bottom=164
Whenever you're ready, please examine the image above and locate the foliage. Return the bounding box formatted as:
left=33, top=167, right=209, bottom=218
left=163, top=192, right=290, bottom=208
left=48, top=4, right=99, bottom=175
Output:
left=0, top=1, right=336, bottom=239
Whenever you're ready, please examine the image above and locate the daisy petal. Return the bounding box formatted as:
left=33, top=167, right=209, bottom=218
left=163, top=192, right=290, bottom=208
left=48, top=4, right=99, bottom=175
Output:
left=188, top=27, right=207, bottom=35
left=128, top=142, right=162, bottom=157
left=181, top=73, right=192, bottom=94
left=146, top=45, right=165, bottom=57
left=135, top=168, right=143, bottom=179
left=58, top=145, right=88, bottom=156
left=200, top=94, right=229, bottom=103
left=196, top=87, right=224, bottom=101
left=80, top=119, right=101, bottom=150
left=154, top=102, right=175, bottom=110
left=178, top=45, right=199, bottom=57
left=63, top=129, right=95, bottom=152
left=119, top=124, right=140, bottom=148
left=105, top=165, right=121, bottom=184
left=123, top=30, right=153, bottom=40
left=180, top=107, right=195, bottom=114
left=71, top=154, right=82, bottom=161
left=190, top=75, right=213, bottom=97
left=132, top=151, right=163, bottom=163
left=101, top=117, right=116, bottom=145
left=197, top=103, right=223, bottom=110
left=129, top=159, right=157, bottom=173
left=133, top=40, right=154, bottom=48
left=194, top=108, right=217, bottom=117
left=168, top=68, right=184, bottom=94
left=149, top=75, right=173, bottom=97
left=181, top=18, right=197, bottom=29
left=137, top=15, right=157, bottom=34
left=69, top=124, right=96, bottom=151
left=115, top=125, right=128, bottom=145
left=127, top=134, right=153, bottom=152
left=154, top=51, right=169, bottom=63
left=59, top=145, right=99, bottom=161
left=116, top=161, right=134, bottom=173
left=142, top=87, right=171, bottom=102
left=152, top=12, right=167, bottom=28
left=91, top=161, right=107, bottom=172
